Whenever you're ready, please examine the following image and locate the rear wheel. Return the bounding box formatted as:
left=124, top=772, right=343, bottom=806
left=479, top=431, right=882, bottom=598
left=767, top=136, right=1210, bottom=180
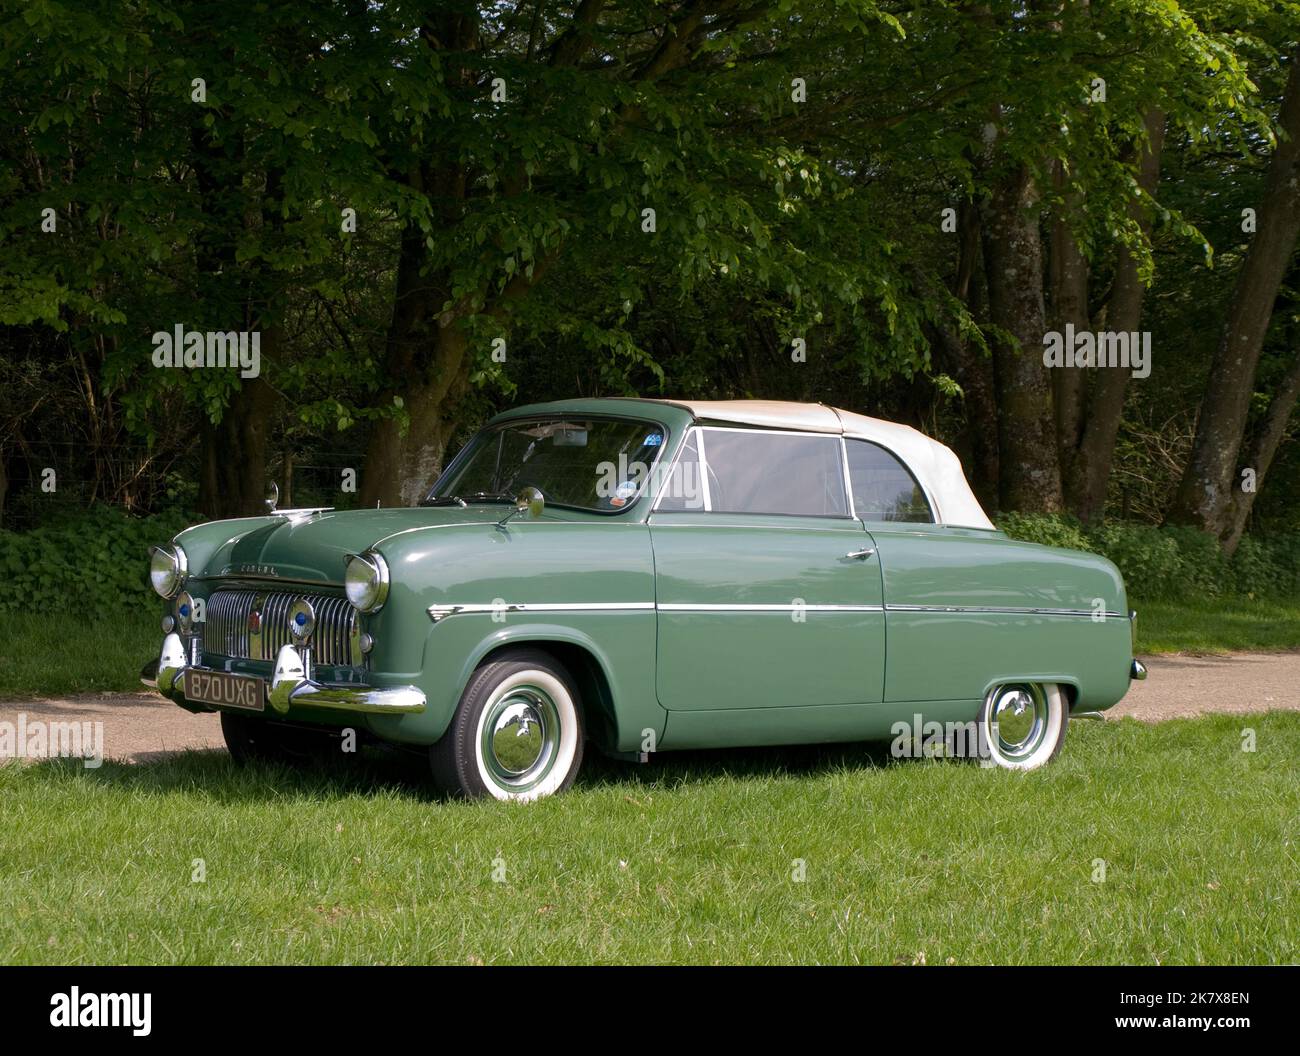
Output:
left=430, top=649, right=584, bottom=801
left=977, top=682, right=1068, bottom=770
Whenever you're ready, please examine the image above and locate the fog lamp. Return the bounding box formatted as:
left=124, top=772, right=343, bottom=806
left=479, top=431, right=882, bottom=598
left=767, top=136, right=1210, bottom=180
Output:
left=288, top=598, right=316, bottom=641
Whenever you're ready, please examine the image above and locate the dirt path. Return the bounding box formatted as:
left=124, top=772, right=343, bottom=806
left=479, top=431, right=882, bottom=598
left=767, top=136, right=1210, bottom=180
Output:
left=1, top=651, right=1297, bottom=763
left=1106, top=650, right=1300, bottom=721
left=0, top=692, right=224, bottom=764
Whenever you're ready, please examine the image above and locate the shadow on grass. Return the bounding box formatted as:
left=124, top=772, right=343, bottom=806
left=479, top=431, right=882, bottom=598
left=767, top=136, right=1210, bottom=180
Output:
left=21, top=743, right=443, bottom=805
left=18, top=732, right=913, bottom=804
left=579, top=738, right=903, bottom=792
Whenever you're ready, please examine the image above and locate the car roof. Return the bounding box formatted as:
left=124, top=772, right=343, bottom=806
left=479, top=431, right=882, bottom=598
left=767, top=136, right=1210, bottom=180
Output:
left=488, top=397, right=995, bottom=530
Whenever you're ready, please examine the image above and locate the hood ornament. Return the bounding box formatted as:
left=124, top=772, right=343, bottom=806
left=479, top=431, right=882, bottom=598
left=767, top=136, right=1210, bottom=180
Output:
left=263, top=480, right=333, bottom=523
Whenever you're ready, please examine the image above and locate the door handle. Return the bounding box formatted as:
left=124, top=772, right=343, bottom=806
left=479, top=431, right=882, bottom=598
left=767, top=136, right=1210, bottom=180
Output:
left=844, top=547, right=876, bottom=560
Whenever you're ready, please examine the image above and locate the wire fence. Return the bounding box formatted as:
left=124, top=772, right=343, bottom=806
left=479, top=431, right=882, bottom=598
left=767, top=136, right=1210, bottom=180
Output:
left=0, top=441, right=368, bottom=530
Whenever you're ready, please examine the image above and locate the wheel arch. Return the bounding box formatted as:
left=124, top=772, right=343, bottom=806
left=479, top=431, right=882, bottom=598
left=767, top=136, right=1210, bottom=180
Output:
left=466, top=629, right=622, bottom=752
left=981, top=674, right=1079, bottom=709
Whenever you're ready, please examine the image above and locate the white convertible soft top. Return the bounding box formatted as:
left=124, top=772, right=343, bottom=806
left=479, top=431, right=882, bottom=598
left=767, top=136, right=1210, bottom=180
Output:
left=645, top=399, right=995, bottom=531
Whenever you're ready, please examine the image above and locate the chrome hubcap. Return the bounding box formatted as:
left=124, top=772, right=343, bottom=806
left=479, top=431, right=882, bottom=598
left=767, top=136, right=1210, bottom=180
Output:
left=481, top=683, right=560, bottom=791
left=492, top=700, right=544, bottom=774
left=989, top=683, right=1047, bottom=758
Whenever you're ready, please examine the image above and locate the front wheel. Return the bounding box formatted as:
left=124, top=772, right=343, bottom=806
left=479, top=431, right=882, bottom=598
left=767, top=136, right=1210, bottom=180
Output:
left=978, top=682, right=1068, bottom=770
left=220, top=710, right=341, bottom=767
left=430, top=649, right=584, bottom=801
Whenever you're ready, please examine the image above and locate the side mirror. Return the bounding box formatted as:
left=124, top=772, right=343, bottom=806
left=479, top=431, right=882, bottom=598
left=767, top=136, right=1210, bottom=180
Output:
left=497, top=486, right=544, bottom=529
left=516, top=487, right=545, bottom=519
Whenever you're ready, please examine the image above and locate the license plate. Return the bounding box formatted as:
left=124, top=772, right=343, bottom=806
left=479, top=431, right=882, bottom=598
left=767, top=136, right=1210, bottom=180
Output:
left=184, top=669, right=265, bottom=712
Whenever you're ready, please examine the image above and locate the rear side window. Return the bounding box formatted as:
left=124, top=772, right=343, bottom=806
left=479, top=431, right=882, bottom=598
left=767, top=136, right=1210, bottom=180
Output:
left=845, top=439, right=933, bottom=522
left=698, top=429, right=848, bottom=517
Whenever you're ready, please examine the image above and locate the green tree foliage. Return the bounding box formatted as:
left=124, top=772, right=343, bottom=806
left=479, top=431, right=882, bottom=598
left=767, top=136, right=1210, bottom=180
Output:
left=0, top=1, right=1298, bottom=543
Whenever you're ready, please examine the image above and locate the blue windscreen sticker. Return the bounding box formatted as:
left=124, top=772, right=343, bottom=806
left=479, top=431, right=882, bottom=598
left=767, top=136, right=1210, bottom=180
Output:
left=644, top=432, right=663, bottom=447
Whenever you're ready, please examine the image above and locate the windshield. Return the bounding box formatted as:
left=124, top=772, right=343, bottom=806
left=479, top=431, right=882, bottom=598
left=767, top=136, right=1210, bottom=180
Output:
left=427, top=417, right=668, bottom=513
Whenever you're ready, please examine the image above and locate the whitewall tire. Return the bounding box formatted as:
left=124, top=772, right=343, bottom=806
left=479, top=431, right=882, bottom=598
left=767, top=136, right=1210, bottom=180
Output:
left=978, top=682, right=1068, bottom=771
left=430, top=649, right=584, bottom=801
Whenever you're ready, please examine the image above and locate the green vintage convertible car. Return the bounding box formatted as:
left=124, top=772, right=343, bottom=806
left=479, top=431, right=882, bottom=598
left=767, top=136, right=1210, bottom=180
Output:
left=142, top=398, right=1144, bottom=799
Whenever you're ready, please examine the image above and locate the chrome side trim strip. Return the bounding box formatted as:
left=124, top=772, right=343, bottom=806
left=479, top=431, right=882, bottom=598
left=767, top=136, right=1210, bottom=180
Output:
left=509, top=602, right=655, bottom=610
left=886, top=604, right=1126, bottom=618
left=428, top=601, right=655, bottom=622
left=425, top=600, right=1122, bottom=622
left=658, top=603, right=883, bottom=613
left=428, top=601, right=883, bottom=622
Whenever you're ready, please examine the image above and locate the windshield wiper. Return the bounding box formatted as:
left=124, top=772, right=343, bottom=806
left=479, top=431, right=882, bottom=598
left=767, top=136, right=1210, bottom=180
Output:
left=422, top=490, right=518, bottom=507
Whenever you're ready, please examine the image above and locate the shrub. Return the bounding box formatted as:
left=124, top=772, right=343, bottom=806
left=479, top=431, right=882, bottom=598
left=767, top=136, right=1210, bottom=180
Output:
left=994, top=512, right=1094, bottom=554
left=997, top=514, right=1297, bottom=601
left=2, top=508, right=1293, bottom=615
left=1084, top=521, right=1191, bottom=599
left=0, top=507, right=192, bottom=615
left=1236, top=531, right=1300, bottom=598
left=1230, top=535, right=1276, bottom=599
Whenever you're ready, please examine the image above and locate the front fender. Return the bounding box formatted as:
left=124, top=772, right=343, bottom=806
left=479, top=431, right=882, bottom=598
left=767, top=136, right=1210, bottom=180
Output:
left=364, top=615, right=665, bottom=753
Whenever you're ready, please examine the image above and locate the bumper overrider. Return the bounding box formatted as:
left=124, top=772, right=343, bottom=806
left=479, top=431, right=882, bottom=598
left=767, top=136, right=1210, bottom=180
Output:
left=1128, top=610, right=1147, bottom=681
left=141, top=632, right=426, bottom=715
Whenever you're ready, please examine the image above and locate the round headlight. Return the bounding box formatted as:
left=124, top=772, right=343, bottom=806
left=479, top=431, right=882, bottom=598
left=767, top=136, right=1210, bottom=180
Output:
left=149, top=544, right=188, bottom=599
left=288, top=598, right=316, bottom=640
left=345, top=551, right=390, bottom=613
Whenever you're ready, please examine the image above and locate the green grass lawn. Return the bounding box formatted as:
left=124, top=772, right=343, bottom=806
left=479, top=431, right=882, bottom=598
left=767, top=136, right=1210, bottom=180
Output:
left=1134, top=598, right=1300, bottom=654
left=0, top=609, right=160, bottom=697
left=0, top=712, right=1295, bottom=964
left=0, top=597, right=1297, bottom=699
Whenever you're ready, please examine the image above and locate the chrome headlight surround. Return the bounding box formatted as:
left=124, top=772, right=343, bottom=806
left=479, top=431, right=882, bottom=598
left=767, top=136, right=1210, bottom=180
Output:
left=149, top=544, right=188, bottom=599
left=345, top=551, right=390, bottom=614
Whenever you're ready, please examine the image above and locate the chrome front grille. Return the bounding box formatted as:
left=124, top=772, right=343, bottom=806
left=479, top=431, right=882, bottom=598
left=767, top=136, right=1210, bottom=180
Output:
left=203, top=588, right=361, bottom=667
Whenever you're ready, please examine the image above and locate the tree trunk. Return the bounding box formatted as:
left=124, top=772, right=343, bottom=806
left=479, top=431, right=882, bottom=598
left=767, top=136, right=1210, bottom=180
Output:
left=1049, top=165, right=1091, bottom=468
left=936, top=200, right=1000, bottom=512
left=282, top=448, right=294, bottom=510
left=1170, top=53, right=1300, bottom=535
left=1066, top=109, right=1165, bottom=523
left=189, top=124, right=285, bottom=520
left=981, top=160, right=1064, bottom=512
left=198, top=373, right=279, bottom=519
left=359, top=330, right=471, bottom=510
left=357, top=224, right=472, bottom=508
left=1221, top=345, right=1300, bottom=553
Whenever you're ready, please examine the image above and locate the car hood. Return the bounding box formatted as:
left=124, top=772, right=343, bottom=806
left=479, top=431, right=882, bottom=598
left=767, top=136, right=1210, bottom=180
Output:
left=182, top=506, right=498, bottom=585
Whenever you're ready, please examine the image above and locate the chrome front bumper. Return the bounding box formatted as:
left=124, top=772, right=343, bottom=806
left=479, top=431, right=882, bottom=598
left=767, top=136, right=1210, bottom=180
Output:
left=142, top=632, right=426, bottom=715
